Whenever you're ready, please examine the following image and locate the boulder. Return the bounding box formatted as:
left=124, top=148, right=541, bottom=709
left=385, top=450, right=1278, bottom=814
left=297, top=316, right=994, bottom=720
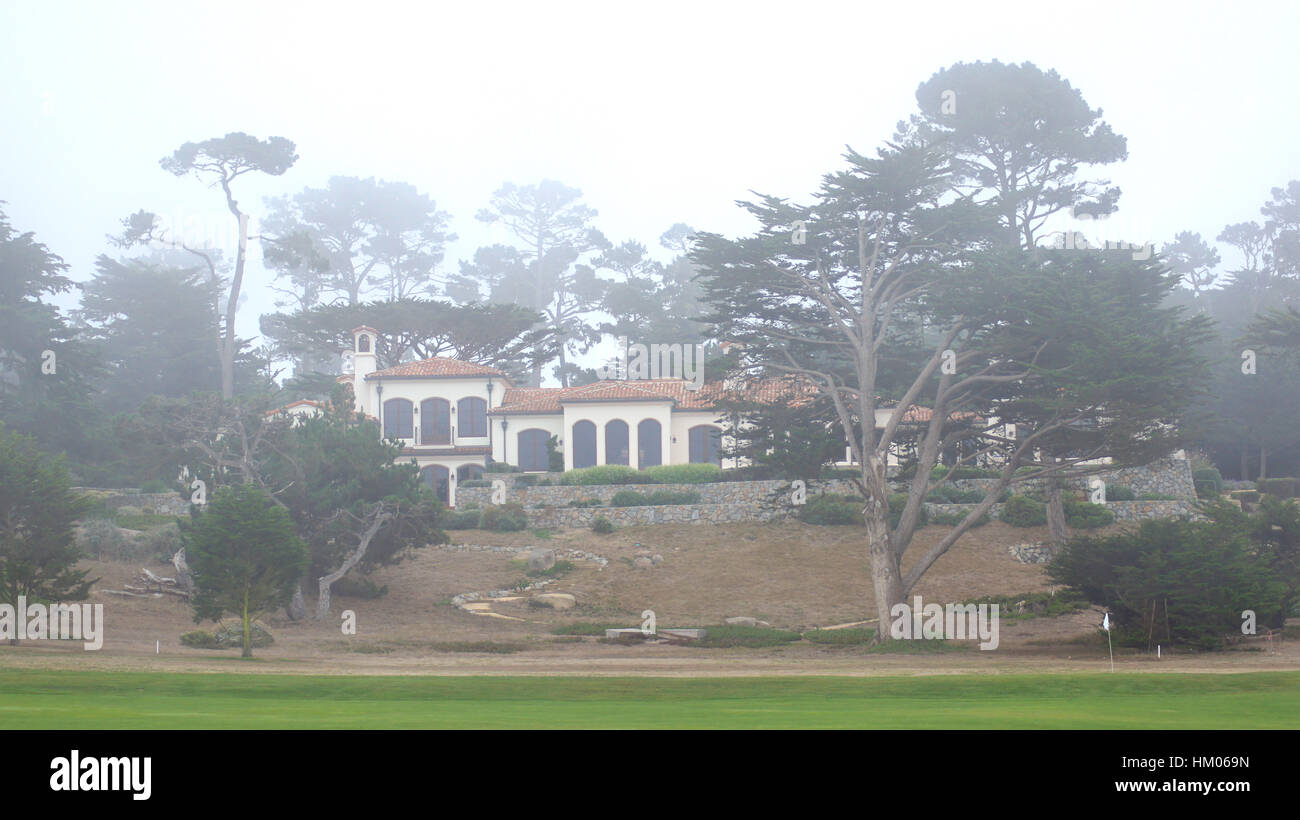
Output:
left=724, top=616, right=770, bottom=628
left=533, top=593, right=576, bottom=610
left=527, top=548, right=556, bottom=571
left=212, top=619, right=274, bottom=648
left=651, top=554, right=664, bottom=566
left=633, top=556, right=654, bottom=569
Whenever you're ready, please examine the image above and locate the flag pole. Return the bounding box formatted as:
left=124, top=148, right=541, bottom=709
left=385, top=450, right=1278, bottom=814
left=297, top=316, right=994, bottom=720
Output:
left=1102, top=611, right=1114, bottom=672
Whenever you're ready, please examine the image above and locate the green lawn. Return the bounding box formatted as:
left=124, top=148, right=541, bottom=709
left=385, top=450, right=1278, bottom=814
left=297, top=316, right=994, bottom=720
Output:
left=1, top=669, right=1296, bottom=729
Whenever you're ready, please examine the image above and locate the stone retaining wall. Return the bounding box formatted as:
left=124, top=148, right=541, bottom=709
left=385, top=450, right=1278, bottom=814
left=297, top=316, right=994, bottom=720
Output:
left=98, top=492, right=190, bottom=516
left=459, top=460, right=1196, bottom=528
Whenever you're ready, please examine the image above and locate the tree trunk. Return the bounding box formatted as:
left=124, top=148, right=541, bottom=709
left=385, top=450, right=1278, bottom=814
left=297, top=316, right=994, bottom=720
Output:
left=1046, top=479, right=1068, bottom=546
left=221, top=212, right=249, bottom=400
left=171, top=548, right=193, bottom=595
left=314, top=509, right=391, bottom=620
left=866, top=497, right=904, bottom=640
left=1240, top=444, right=1249, bottom=482
left=286, top=585, right=306, bottom=620
left=1259, top=446, right=1268, bottom=480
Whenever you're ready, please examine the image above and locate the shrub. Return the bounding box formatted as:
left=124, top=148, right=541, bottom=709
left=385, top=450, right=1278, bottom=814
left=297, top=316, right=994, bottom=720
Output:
left=1105, top=485, right=1136, bottom=501
left=800, top=493, right=861, bottom=526
left=76, top=518, right=133, bottom=561
left=179, top=630, right=221, bottom=649
left=441, top=510, right=481, bottom=529
left=139, top=479, right=172, bottom=494
left=485, top=462, right=519, bottom=473
left=551, top=621, right=627, bottom=635
left=1002, top=494, right=1047, bottom=527
left=1258, top=477, right=1299, bottom=499
left=1138, top=492, right=1178, bottom=501
left=567, top=498, right=604, bottom=508
left=559, top=465, right=657, bottom=485
left=1230, top=489, right=1261, bottom=504
left=803, top=627, right=876, bottom=645
left=949, top=466, right=999, bottom=479
left=514, top=473, right=545, bottom=486
left=1049, top=518, right=1288, bottom=649
left=925, top=485, right=985, bottom=504
left=889, top=493, right=927, bottom=529
left=641, top=463, right=721, bottom=484
left=480, top=503, right=527, bottom=531
left=332, top=576, right=389, bottom=599
left=458, top=479, right=491, bottom=488
left=1064, top=500, right=1115, bottom=529
left=1193, top=467, right=1223, bottom=496
left=693, top=625, right=802, bottom=648
left=592, top=516, right=615, bottom=534
left=719, top=465, right=779, bottom=481
left=138, top=522, right=182, bottom=560
left=928, top=510, right=990, bottom=528
left=609, top=489, right=701, bottom=507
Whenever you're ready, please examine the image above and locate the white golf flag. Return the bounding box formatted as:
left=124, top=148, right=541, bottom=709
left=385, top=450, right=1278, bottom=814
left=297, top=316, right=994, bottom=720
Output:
left=1102, top=612, right=1110, bottom=632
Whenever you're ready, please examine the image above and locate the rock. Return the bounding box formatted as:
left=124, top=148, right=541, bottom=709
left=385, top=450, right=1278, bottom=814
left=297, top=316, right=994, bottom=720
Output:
left=212, top=619, right=274, bottom=648
left=533, top=593, right=576, bottom=610
left=633, top=556, right=654, bottom=569
left=527, top=548, right=556, bottom=571
left=651, top=554, right=664, bottom=566
left=724, top=616, right=770, bottom=628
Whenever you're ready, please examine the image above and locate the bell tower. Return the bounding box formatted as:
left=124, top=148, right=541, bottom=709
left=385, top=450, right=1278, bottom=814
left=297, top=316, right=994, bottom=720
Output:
left=351, top=326, right=379, bottom=414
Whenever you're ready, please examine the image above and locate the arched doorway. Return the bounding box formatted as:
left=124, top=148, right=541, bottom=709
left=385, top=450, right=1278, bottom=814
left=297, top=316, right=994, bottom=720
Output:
left=637, top=419, right=662, bottom=468
left=604, top=420, right=629, bottom=465
left=572, top=420, right=597, bottom=469
left=420, top=464, right=450, bottom=505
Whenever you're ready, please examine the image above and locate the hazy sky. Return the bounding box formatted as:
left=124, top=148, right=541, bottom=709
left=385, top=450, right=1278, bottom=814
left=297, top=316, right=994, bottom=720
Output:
left=3, top=0, right=1298, bottom=375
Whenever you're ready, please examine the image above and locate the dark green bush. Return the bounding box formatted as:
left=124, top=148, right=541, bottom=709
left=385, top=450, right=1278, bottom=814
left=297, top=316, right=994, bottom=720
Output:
left=1049, top=518, right=1288, bottom=649
left=889, top=492, right=927, bottom=529
left=925, top=485, right=986, bottom=504
left=1105, top=485, right=1136, bottom=501
left=722, top=465, right=781, bottom=481
left=949, top=466, right=999, bottom=479
left=1002, top=494, right=1047, bottom=527
left=1064, top=500, right=1115, bottom=529
left=179, top=630, right=221, bottom=649
left=1258, top=477, right=1299, bottom=499
left=800, top=493, right=862, bottom=525
left=140, top=479, right=172, bottom=494
left=567, top=498, right=604, bottom=508
left=459, top=479, right=491, bottom=488
left=803, top=627, right=876, bottom=645
left=441, top=510, right=481, bottom=529
left=1193, top=467, right=1223, bottom=495
left=332, top=575, right=389, bottom=599
left=480, top=503, right=528, bottom=531
left=485, top=462, right=519, bottom=473
left=592, top=516, right=615, bottom=534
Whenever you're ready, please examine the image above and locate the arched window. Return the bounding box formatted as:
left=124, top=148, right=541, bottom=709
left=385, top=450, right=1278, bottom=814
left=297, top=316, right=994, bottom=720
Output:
left=637, top=419, right=662, bottom=469
left=420, top=465, right=449, bottom=504
left=456, top=463, right=484, bottom=483
left=688, top=425, right=721, bottom=465
left=383, top=398, right=413, bottom=439
left=457, top=397, right=487, bottom=438
left=605, top=420, right=630, bottom=466
left=572, top=420, right=597, bottom=469
left=517, top=429, right=550, bottom=472
left=358, top=334, right=371, bottom=353
left=420, top=398, right=450, bottom=445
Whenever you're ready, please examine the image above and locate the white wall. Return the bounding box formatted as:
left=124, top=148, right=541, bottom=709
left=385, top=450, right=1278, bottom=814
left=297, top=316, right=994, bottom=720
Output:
left=561, top=401, right=672, bottom=470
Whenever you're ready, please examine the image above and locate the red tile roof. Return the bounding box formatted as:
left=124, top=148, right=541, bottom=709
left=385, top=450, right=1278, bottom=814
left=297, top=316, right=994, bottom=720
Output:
left=365, top=357, right=506, bottom=380
left=491, top=376, right=817, bottom=415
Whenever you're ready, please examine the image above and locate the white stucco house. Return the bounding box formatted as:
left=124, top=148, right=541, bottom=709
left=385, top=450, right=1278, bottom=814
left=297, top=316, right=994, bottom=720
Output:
left=336, top=327, right=754, bottom=506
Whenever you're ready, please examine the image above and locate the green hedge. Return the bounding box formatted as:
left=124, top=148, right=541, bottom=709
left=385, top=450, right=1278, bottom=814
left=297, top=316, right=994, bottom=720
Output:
left=609, top=489, right=701, bottom=507
left=441, top=510, right=482, bottom=529
left=559, top=465, right=657, bottom=485
left=1193, top=467, right=1223, bottom=496
left=641, top=464, right=721, bottom=484
left=1002, top=494, right=1047, bottom=527
left=591, top=516, right=615, bottom=534
left=928, top=510, right=990, bottom=528
left=459, top=479, right=491, bottom=488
